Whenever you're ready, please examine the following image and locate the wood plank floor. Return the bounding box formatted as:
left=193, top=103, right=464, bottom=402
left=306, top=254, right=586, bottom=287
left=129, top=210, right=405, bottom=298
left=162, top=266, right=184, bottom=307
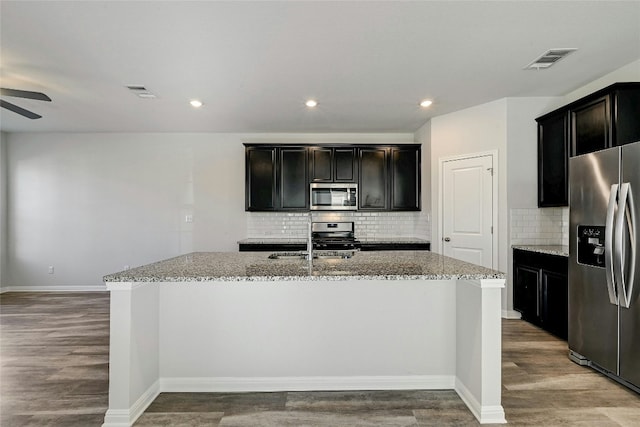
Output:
left=1, top=291, right=639, bottom=426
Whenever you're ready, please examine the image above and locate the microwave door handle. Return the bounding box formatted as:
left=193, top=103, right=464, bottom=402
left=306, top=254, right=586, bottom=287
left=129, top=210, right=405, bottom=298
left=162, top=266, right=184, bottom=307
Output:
left=605, top=184, right=619, bottom=305
left=616, top=183, right=636, bottom=309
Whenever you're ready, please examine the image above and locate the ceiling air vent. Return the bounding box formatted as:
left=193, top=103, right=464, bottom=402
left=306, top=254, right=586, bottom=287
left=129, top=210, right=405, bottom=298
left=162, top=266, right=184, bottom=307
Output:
left=126, top=85, right=157, bottom=99
left=524, top=48, right=577, bottom=70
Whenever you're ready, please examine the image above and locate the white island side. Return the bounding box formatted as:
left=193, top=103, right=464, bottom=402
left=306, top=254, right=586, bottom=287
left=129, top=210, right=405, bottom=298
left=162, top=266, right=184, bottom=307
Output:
left=101, top=251, right=506, bottom=426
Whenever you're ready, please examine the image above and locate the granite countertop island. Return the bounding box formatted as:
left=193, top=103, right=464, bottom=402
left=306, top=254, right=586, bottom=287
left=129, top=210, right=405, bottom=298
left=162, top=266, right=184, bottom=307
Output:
left=102, top=250, right=506, bottom=427
left=103, top=250, right=503, bottom=283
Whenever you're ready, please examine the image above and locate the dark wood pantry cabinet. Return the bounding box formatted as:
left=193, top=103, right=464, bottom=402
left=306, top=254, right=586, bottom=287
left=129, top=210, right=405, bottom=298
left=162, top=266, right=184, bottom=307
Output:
left=245, top=143, right=421, bottom=212
left=536, top=82, right=640, bottom=207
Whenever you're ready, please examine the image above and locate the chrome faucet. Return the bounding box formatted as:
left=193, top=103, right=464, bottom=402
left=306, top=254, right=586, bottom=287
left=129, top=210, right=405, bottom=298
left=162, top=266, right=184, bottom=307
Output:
left=307, top=212, right=313, bottom=261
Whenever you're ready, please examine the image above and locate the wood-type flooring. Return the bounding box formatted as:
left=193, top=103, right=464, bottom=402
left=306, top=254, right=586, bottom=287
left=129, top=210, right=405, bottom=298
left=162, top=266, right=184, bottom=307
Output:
left=1, top=291, right=639, bottom=426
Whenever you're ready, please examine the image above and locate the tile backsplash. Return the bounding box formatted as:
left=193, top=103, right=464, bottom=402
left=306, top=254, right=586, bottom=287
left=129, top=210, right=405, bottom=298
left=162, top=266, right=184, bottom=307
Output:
left=510, top=207, right=569, bottom=246
left=247, top=211, right=431, bottom=240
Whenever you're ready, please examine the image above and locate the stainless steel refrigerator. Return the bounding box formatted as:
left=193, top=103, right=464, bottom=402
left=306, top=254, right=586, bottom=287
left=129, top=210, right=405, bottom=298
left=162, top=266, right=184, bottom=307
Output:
left=569, top=140, right=639, bottom=393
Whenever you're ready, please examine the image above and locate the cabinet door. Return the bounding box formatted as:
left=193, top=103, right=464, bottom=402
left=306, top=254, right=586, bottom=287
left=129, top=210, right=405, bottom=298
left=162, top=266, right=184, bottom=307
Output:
left=541, top=270, right=568, bottom=339
left=334, top=148, right=356, bottom=182
left=390, top=147, right=420, bottom=210
left=570, top=95, right=610, bottom=156
left=279, top=147, right=308, bottom=210
left=359, top=148, right=388, bottom=210
left=246, top=147, right=276, bottom=211
left=537, top=111, right=568, bottom=207
left=514, top=264, right=540, bottom=323
left=613, top=87, right=640, bottom=147
left=310, top=147, right=332, bottom=182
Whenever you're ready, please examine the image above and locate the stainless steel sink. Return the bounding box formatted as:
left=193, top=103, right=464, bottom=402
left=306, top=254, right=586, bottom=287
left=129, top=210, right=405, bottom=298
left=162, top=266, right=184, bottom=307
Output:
left=268, top=250, right=356, bottom=260
left=267, top=252, right=307, bottom=260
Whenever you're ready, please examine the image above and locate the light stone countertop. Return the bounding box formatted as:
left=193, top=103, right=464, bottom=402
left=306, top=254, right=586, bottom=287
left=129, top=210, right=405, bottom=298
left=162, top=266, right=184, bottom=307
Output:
left=512, top=245, right=569, bottom=257
left=104, top=251, right=503, bottom=283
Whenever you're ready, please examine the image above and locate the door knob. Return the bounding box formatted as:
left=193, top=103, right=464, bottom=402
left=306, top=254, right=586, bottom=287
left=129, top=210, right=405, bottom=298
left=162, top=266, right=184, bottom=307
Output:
left=444, top=237, right=451, bottom=242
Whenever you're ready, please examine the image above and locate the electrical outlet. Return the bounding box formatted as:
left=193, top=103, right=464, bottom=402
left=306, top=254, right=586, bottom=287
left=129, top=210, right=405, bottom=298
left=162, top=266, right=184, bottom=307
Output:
left=185, top=214, right=193, bottom=223
left=48, top=266, right=54, bottom=274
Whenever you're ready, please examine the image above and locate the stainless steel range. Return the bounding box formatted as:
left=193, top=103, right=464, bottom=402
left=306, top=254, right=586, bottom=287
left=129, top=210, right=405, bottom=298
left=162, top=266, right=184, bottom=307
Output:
left=311, top=222, right=361, bottom=251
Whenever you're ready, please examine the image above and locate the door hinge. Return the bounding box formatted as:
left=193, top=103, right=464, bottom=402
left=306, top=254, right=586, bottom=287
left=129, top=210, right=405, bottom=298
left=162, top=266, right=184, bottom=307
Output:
left=487, top=167, right=494, bottom=176
left=491, top=226, right=493, bottom=234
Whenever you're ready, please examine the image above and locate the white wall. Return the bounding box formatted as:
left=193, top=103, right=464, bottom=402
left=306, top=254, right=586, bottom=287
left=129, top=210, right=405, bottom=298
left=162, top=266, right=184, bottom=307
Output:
left=544, top=59, right=640, bottom=113
left=0, top=132, right=7, bottom=290
left=5, top=132, right=412, bottom=289
left=430, top=98, right=508, bottom=271
left=428, top=97, right=560, bottom=316
left=414, top=120, right=432, bottom=237
left=504, top=97, right=564, bottom=316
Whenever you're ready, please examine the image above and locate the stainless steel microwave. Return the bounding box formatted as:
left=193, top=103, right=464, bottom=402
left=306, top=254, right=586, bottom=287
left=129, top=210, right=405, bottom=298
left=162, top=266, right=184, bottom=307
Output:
left=310, top=183, right=358, bottom=211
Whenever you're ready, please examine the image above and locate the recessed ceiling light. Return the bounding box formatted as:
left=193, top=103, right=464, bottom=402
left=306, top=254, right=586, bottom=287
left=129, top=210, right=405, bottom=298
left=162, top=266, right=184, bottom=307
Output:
left=190, top=100, right=203, bottom=108
left=419, top=100, right=433, bottom=108
left=305, top=99, right=318, bottom=108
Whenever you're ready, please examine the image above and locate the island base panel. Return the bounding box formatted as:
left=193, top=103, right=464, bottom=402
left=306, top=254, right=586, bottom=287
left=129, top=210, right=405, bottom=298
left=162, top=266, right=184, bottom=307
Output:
left=103, top=278, right=505, bottom=426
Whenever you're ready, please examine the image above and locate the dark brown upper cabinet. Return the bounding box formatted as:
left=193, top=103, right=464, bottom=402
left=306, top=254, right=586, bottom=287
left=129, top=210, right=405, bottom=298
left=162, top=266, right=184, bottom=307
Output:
left=279, top=147, right=308, bottom=210
left=390, top=146, right=421, bottom=211
left=536, top=82, right=640, bottom=208
left=245, top=143, right=421, bottom=212
left=537, top=109, right=569, bottom=207
left=569, top=83, right=640, bottom=155
left=570, top=94, right=610, bottom=156
left=309, top=147, right=357, bottom=183
left=245, top=146, right=276, bottom=211
left=359, top=147, right=389, bottom=210
left=245, top=145, right=308, bottom=211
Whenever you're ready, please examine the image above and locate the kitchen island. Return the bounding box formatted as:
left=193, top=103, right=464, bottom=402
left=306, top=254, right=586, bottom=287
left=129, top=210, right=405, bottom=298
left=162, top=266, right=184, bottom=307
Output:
left=102, top=251, right=506, bottom=426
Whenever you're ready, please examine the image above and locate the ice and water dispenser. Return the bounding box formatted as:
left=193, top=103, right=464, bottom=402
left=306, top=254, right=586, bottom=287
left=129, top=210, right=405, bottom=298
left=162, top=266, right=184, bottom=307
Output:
left=577, top=225, right=606, bottom=268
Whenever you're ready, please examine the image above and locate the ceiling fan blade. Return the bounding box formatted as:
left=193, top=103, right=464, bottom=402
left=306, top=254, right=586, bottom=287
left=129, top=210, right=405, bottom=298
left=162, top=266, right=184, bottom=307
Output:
left=1, top=88, right=51, bottom=102
left=1, top=99, right=42, bottom=119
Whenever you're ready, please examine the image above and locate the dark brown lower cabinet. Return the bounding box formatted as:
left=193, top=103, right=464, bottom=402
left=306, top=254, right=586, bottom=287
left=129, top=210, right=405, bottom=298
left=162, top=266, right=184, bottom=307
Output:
left=513, top=249, right=568, bottom=340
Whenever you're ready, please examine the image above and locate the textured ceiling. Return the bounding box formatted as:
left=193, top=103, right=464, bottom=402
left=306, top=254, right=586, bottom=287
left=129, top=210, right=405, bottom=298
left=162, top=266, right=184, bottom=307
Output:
left=1, top=1, right=639, bottom=133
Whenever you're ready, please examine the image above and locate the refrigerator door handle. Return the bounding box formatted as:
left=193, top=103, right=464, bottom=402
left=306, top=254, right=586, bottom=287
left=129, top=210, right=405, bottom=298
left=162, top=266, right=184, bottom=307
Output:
left=605, top=183, right=619, bottom=305
left=615, top=183, right=636, bottom=309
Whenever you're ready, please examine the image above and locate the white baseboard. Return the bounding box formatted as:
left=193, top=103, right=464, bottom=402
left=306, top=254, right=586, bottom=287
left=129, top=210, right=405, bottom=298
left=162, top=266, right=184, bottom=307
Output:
left=455, top=378, right=506, bottom=424
left=102, top=380, right=160, bottom=427
left=501, top=309, right=522, bottom=319
left=160, top=375, right=456, bottom=393
left=1, top=285, right=107, bottom=293
left=102, top=375, right=467, bottom=426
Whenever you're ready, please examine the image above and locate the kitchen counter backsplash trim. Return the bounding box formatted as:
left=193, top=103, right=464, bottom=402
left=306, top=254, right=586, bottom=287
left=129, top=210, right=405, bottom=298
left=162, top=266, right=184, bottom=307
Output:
left=104, top=251, right=503, bottom=283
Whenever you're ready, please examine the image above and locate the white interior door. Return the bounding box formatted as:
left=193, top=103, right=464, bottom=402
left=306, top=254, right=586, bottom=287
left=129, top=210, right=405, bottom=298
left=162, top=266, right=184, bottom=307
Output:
left=442, top=155, right=494, bottom=268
